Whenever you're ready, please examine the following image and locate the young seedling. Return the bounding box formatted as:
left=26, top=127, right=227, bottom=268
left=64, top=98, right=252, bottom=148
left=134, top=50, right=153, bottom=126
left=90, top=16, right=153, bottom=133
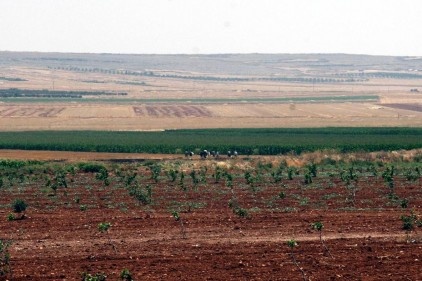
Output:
left=304, top=172, right=312, bottom=184
left=81, top=272, right=107, bottom=281
left=228, top=197, right=250, bottom=219
left=190, top=170, right=199, bottom=189
left=400, top=211, right=422, bottom=242
left=98, top=222, right=116, bottom=253
left=306, top=163, right=317, bottom=177
left=171, top=210, right=187, bottom=239
left=212, top=166, right=223, bottom=183
left=271, top=166, right=283, bottom=183
left=120, top=268, right=133, bottom=281
left=128, top=184, right=152, bottom=205
left=179, top=171, right=186, bottom=191
left=199, top=166, right=208, bottom=183
left=149, top=163, right=161, bottom=182
left=311, top=221, right=333, bottom=258
left=286, top=239, right=308, bottom=281
left=167, top=169, right=178, bottom=182
left=6, top=213, right=15, bottom=221
left=287, top=167, right=295, bottom=180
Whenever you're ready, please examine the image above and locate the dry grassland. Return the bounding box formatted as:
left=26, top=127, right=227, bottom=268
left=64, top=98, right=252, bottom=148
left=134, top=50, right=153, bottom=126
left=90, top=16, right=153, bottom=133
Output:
left=1, top=64, right=421, bottom=130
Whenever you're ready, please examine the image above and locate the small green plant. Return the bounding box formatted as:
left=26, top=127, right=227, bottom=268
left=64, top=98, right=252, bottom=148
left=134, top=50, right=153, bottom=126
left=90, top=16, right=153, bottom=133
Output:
left=81, top=272, right=107, bottom=281
left=167, top=169, right=178, bottom=182
left=120, top=268, right=133, bottom=281
left=98, top=222, right=111, bottom=232
left=382, top=165, right=395, bottom=196
left=178, top=171, right=186, bottom=191
left=50, top=170, right=68, bottom=194
left=304, top=172, right=312, bottom=184
left=95, top=168, right=110, bottom=186
left=286, top=239, right=307, bottom=281
left=190, top=170, right=199, bottom=187
left=213, top=166, right=223, bottom=183
left=400, top=212, right=421, bottom=231
left=128, top=184, right=152, bottom=205
left=311, top=221, right=333, bottom=258
left=6, top=213, right=15, bottom=221
left=400, top=198, right=409, bottom=209
left=404, top=167, right=420, bottom=181
left=199, top=166, right=208, bottom=183
left=149, top=163, right=161, bottom=182
left=278, top=191, right=286, bottom=199
left=225, top=172, right=233, bottom=188
left=271, top=167, right=283, bottom=183
left=234, top=207, right=249, bottom=218
left=0, top=239, right=12, bottom=278
left=98, top=222, right=116, bottom=253
left=340, top=167, right=358, bottom=184
left=171, top=210, right=187, bottom=239
left=228, top=198, right=250, bottom=218
left=244, top=171, right=254, bottom=185
left=306, top=163, right=317, bottom=177
left=287, top=167, right=295, bottom=180
left=345, top=183, right=358, bottom=207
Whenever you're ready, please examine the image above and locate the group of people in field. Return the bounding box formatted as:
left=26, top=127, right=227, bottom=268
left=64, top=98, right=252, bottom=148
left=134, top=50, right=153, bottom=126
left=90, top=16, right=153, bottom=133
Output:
left=184, top=150, right=238, bottom=159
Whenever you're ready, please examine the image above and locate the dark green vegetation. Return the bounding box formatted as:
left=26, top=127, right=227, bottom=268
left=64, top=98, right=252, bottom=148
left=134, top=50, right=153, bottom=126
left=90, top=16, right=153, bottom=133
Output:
left=0, top=88, right=127, bottom=98
left=0, top=95, right=378, bottom=104
left=0, top=76, right=27, bottom=82
left=0, top=127, right=421, bottom=155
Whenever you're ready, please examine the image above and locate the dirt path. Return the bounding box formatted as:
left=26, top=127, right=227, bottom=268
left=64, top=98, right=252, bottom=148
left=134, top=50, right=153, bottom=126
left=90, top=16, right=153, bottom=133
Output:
left=0, top=149, right=180, bottom=161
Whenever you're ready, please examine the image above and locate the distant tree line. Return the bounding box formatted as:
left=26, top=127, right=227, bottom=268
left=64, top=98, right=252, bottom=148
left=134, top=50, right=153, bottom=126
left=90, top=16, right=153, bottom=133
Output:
left=0, top=88, right=127, bottom=98
left=0, top=76, right=27, bottom=82
left=49, top=66, right=362, bottom=84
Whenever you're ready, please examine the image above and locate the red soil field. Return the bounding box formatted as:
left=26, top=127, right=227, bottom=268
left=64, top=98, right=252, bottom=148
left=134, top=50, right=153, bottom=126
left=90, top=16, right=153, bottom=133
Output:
left=0, top=153, right=421, bottom=280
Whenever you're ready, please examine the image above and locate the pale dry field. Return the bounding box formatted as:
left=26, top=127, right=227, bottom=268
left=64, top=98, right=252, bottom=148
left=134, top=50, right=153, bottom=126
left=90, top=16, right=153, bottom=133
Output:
left=1, top=58, right=422, bottom=130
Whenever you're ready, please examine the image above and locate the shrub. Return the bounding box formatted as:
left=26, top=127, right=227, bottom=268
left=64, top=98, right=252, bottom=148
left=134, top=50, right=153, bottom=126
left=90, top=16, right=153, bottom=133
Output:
left=12, top=199, right=27, bottom=214
left=78, top=162, right=107, bottom=173
left=128, top=184, right=152, bottom=205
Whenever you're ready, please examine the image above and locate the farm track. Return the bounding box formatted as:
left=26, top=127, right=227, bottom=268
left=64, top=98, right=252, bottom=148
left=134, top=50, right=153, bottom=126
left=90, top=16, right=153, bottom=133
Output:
left=0, top=149, right=181, bottom=161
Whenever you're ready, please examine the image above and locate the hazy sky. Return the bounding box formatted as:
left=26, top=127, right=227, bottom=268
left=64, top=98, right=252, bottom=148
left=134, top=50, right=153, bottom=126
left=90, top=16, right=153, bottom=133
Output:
left=1, top=0, right=422, bottom=56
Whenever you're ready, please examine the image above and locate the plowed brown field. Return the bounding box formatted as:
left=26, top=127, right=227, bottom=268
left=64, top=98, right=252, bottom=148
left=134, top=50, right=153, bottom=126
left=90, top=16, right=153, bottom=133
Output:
left=0, top=151, right=421, bottom=280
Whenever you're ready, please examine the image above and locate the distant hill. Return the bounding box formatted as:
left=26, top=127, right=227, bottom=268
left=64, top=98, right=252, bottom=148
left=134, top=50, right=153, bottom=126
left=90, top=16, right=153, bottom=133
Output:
left=1, top=51, right=422, bottom=78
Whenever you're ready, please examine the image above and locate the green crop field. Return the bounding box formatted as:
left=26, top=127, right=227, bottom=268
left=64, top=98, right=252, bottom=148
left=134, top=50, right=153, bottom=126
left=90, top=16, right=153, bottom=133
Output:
left=0, top=127, right=421, bottom=155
